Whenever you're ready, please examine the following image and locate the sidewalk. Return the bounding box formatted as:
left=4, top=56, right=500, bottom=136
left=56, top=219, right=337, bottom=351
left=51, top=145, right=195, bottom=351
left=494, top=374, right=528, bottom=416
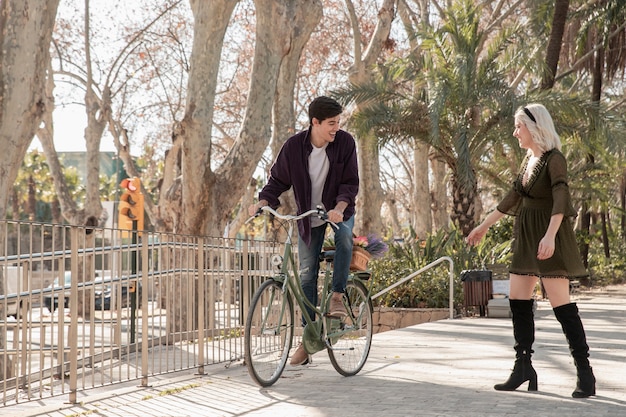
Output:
left=9, top=285, right=626, bottom=417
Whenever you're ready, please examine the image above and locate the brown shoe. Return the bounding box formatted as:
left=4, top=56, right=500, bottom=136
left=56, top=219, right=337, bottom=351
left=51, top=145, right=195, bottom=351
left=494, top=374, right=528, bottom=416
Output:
left=290, top=343, right=309, bottom=366
left=328, top=293, right=347, bottom=318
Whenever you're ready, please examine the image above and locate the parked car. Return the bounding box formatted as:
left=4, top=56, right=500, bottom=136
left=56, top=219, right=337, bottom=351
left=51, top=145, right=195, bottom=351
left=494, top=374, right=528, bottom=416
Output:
left=43, top=271, right=72, bottom=312
left=94, top=279, right=142, bottom=310
left=44, top=272, right=141, bottom=312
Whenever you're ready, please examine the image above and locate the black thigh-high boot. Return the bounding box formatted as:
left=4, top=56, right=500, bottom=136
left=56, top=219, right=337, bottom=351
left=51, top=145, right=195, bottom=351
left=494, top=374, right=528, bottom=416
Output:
left=553, top=302, right=596, bottom=398
left=494, top=299, right=538, bottom=391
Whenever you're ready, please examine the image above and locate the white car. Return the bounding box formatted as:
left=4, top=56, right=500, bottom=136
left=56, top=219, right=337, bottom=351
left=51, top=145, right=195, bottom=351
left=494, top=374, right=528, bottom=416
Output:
left=43, top=271, right=72, bottom=312
left=43, top=271, right=141, bottom=312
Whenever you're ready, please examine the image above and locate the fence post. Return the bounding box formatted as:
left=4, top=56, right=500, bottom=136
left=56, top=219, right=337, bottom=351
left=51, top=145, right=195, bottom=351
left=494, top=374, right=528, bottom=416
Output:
left=242, top=240, right=249, bottom=326
left=68, top=227, right=79, bottom=404
left=130, top=225, right=138, bottom=343
left=197, top=237, right=205, bottom=375
left=140, top=232, right=150, bottom=387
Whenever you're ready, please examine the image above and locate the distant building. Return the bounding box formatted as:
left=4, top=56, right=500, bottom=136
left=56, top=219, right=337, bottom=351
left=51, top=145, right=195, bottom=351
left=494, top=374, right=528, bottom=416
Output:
left=58, top=152, right=126, bottom=184
left=58, top=152, right=130, bottom=229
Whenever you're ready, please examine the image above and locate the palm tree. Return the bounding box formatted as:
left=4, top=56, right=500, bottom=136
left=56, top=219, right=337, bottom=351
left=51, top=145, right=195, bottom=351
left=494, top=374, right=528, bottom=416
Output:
left=339, top=0, right=524, bottom=235
left=541, top=0, right=570, bottom=90
left=564, top=0, right=626, bottom=267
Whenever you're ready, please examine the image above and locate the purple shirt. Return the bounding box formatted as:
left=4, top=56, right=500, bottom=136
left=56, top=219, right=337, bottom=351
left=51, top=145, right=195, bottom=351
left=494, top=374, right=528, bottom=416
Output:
left=259, top=127, right=359, bottom=245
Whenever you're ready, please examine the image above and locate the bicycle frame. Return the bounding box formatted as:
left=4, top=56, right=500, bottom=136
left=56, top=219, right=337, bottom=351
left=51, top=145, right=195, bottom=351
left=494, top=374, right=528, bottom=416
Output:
left=257, top=207, right=372, bottom=355
left=270, top=211, right=331, bottom=333
left=244, top=206, right=374, bottom=385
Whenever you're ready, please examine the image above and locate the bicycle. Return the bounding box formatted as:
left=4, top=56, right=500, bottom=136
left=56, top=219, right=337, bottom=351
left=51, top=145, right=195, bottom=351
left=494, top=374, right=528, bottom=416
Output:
left=244, top=206, right=373, bottom=387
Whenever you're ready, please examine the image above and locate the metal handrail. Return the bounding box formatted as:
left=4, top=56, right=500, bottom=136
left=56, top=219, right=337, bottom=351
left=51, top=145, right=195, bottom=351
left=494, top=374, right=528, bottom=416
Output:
left=370, top=256, right=455, bottom=319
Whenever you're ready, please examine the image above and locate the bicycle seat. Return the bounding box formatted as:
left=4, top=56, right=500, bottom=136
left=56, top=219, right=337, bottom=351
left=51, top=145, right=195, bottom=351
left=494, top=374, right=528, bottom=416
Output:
left=352, top=270, right=371, bottom=280
left=320, top=250, right=335, bottom=263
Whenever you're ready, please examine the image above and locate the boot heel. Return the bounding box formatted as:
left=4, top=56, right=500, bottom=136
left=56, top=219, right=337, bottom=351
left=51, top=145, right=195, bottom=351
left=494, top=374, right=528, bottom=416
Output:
left=494, top=360, right=537, bottom=392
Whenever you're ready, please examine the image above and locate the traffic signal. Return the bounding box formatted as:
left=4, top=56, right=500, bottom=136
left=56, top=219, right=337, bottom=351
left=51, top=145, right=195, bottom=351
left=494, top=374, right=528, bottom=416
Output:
left=118, top=177, right=144, bottom=235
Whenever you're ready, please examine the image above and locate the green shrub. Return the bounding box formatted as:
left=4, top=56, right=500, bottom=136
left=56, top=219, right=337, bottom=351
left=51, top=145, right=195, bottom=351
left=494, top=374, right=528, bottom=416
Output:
left=367, top=211, right=626, bottom=310
left=586, top=228, right=626, bottom=287
left=368, top=223, right=513, bottom=311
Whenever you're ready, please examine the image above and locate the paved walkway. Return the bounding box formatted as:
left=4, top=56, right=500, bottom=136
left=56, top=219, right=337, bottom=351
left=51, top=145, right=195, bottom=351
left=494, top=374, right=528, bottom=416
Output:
left=8, top=285, right=626, bottom=417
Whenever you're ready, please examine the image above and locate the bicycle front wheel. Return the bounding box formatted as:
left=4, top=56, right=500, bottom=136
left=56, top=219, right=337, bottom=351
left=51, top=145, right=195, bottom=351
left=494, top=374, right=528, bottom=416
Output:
left=327, top=279, right=373, bottom=376
left=244, top=278, right=294, bottom=387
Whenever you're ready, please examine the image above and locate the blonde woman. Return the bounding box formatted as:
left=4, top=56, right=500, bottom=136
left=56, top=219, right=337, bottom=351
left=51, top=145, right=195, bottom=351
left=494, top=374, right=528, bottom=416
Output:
left=467, top=103, right=595, bottom=398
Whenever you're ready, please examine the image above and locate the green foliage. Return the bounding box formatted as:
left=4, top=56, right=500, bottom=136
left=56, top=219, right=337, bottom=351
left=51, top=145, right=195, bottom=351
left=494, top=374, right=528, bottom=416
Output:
left=585, top=228, right=626, bottom=287
left=11, top=150, right=64, bottom=221
left=368, top=212, right=626, bottom=310
left=100, top=173, right=120, bottom=202
left=10, top=149, right=115, bottom=222
left=369, top=225, right=512, bottom=310
left=370, top=255, right=459, bottom=309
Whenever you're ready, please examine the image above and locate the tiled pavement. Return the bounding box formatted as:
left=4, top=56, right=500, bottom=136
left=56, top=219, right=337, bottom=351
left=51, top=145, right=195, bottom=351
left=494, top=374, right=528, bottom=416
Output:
left=7, top=285, right=626, bottom=417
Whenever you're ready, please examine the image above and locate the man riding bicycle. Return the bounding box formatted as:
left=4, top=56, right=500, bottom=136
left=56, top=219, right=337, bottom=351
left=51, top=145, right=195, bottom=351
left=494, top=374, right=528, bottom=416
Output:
left=248, top=96, right=359, bottom=366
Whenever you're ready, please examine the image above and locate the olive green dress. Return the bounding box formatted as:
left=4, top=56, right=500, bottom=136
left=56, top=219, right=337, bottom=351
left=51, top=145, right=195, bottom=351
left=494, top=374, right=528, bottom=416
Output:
left=497, top=149, right=588, bottom=279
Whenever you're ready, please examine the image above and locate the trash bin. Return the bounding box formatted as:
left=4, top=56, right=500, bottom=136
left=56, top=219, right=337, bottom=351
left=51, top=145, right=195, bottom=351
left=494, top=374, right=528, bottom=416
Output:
left=460, top=269, right=493, bottom=317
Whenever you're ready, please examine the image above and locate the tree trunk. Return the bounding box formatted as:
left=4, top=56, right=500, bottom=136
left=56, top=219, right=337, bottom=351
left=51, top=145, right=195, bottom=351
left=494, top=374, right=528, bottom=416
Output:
left=580, top=47, right=604, bottom=271
left=177, top=0, right=237, bottom=235
left=0, top=0, right=60, bottom=381
left=274, top=1, right=322, bottom=214
left=37, top=61, right=84, bottom=224
left=579, top=201, right=591, bottom=270
left=347, top=0, right=396, bottom=237
left=170, top=0, right=321, bottom=331
left=227, top=178, right=258, bottom=239
left=215, top=0, right=323, bottom=238
left=82, top=0, right=106, bottom=227
left=159, top=136, right=183, bottom=232
left=0, top=0, right=60, bottom=220
left=412, top=141, right=431, bottom=237
left=619, top=170, right=626, bottom=239
left=356, top=131, right=384, bottom=235
left=179, top=0, right=321, bottom=238
left=431, top=155, right=449, bottom=230
left=399, top=0, right=433, bottom=236
left=601, top=211, right=610, bottom=259
left=265, top=0, right=322, bottom=240
left=449, top=119, right=478, bottom=236
left=450, top=173, right=477, bottom=237
left=541, top=0, right=569, bottom=90
left=385, top=196, right=403, bottom=239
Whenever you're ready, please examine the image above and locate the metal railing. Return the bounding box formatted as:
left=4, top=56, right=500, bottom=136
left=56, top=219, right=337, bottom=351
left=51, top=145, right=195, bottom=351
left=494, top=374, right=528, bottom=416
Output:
left=371, top=256, right=455, bottom=319
left=1, top=219, right=458, bottom=407
left=0, top=220, right=280, bottom=406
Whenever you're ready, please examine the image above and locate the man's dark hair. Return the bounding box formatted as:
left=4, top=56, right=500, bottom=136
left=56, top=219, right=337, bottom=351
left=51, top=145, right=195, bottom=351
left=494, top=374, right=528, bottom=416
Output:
left=308, top=96, right=343, bottom=124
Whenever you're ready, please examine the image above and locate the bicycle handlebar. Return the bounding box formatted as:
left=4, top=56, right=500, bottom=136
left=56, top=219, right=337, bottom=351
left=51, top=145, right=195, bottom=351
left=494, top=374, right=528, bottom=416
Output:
left=246, top=205, right=338, bottom=229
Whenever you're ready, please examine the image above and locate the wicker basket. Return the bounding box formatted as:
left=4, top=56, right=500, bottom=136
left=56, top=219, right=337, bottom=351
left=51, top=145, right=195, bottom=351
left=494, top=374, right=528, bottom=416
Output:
left=350, top=246, right=372, bottom=271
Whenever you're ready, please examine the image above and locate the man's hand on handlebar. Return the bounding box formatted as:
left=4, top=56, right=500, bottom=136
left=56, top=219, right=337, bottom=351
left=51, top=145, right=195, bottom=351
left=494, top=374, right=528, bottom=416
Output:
left=327, top=209, right=343, bottom=224
left=327, top=201, right=347, bottom=224
left=248, top=199, right=269, bottom=217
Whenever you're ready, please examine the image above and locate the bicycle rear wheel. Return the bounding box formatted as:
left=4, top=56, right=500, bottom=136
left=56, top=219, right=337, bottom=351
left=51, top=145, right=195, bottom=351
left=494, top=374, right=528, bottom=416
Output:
left=327, top=279, right=373, bottom=376
left=244, top=278, right=294, bottom=387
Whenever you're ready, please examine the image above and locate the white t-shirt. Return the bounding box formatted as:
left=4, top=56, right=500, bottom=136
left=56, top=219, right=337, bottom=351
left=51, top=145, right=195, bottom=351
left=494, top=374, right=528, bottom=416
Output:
left=309, top=143, right=329, bottom=227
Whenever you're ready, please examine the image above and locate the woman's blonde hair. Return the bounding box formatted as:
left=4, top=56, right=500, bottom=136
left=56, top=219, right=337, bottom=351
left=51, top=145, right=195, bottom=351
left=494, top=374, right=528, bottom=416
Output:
left=515, top=103, right=561, bottom=152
